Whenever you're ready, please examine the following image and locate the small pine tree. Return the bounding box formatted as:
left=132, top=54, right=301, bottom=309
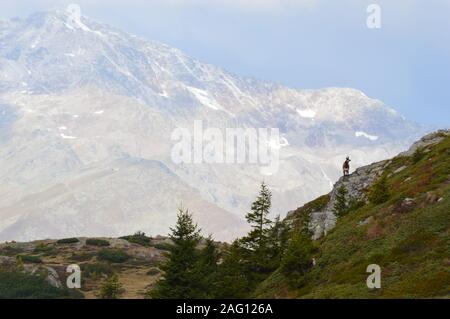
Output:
left=98, top=274, right=123, bottom=299
left=368, top=175, right=390, bottom=205
left=149, top=208, right=201, bottom=299
left=243, top=182, right=273, bottom=250
left=239, top=182, right=276, bottom=277
left=280, top=232, right=314, bottom=288
left=333, top=185, right=349, bottom=217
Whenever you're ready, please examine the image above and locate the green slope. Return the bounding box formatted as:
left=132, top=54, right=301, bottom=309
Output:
left=256, top=133, right=450, bottom=298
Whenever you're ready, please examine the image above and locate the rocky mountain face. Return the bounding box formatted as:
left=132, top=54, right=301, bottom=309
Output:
left=0, top=9, right=429, bottom=242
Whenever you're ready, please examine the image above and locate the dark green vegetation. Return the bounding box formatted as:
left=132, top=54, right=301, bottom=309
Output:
left=149, top=183, right=295, bottom=298
left=17, top=255, right=42, bottom=264
left=148, top=208, right=205, bottom=298
left=333, top=186, right=366, bottom=218
left=85, top=238, right=110, bottom=247
left=120, top=232, right=151, bottom=246
left=57, top=238, right=80, bottom=244
left=279, top=232, right=315, bottom=288
left=333, top=186, right=349, bottom=217
left=70, top=252, right=95, bottom=262
left=97, top=249, right=130, bottom=263
left=97, top=274, right=124, bottom=299
left=0, top=272, right=71, bottom=299
left=367, top=175, right=390, bottom=205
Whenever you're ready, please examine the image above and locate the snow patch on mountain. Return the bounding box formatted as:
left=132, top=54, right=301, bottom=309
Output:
left=60, top=133, right=77, bottom=139
left=186, top=86, right=221, bottom=110
left=297, top=108, right=316, bottom=118
left=355, top=131, right=379, bottom=141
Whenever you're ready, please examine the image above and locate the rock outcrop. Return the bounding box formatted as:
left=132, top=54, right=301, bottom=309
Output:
left=300, top=129, right=450, bottom=240
left=398, top=129, right=449, bottom=157
left=309, top=160, right=387, bottom=239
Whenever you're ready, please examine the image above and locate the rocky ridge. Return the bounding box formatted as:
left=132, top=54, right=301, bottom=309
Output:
left=288, top=129, right=450, bottom=240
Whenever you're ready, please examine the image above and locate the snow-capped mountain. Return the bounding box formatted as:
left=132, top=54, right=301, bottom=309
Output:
left=0, top=10, right=427, bottom=241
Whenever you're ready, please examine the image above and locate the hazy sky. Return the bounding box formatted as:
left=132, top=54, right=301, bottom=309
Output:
left=1, top=0, right=449, bottom=126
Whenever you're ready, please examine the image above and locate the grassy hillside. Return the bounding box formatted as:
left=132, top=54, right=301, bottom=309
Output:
left=256, top=133, right=450, bottom=298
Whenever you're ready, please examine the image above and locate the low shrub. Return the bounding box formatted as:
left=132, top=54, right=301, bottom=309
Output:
left=86, top=239, right=110, bottom=247
left=70, top=252, right=94, bottom=262
left=120, top=231, right=151, bottom=246
left=57, top=238, right=80, bottom=244
left=97, top=249, right=130, bottom=263
left=368, top=175, right=390, bottom=205
left=17, top=255, right=42, bottom=264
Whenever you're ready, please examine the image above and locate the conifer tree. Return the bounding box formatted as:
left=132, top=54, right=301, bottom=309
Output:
left=149, top=208, right=201, bottom=299
left=280, top=232, right=314, bottom=288
left=333, top=185, right=349, bottom=218
left=98, top=274, right=123, bottom=299
left=243, top=182, right=273, bottom=250
left=195, top=235, right=220, bottom=298
left=368, top=175, right=390, bottom=204
left=215, top=240, right=252, bottom=298
left=266, top=215, right=290, bottom=268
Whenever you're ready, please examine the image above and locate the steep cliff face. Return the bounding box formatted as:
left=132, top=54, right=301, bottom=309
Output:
left=287, top=129, right=450, bottom=240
